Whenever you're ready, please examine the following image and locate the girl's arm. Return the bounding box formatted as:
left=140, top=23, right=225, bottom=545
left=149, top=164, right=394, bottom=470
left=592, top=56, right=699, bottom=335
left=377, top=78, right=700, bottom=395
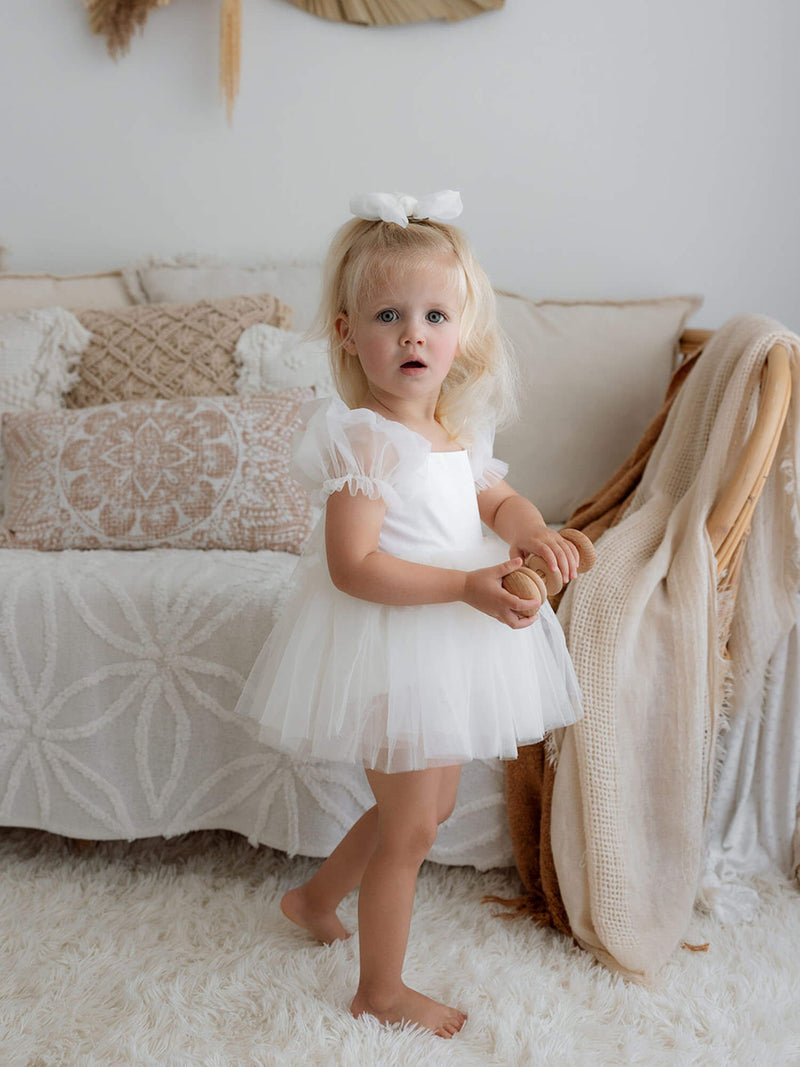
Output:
left=325, top=488, right=535, bottom=628
left=477, top=480, right=580, bottom=585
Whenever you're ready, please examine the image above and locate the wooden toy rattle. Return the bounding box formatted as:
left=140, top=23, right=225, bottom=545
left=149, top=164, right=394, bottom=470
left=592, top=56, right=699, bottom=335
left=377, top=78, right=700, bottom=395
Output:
left=502, top=528, right=596, bottom=617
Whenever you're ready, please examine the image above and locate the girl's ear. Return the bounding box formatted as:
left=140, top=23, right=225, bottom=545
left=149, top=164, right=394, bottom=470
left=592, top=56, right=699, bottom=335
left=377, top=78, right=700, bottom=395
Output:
left=335, top=313, right=357, bottom=355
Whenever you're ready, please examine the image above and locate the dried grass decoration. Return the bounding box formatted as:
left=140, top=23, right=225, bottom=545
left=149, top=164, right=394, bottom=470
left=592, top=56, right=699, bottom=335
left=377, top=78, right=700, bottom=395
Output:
left=219, top=0, right=242, bottom=126
left=82, top=0, right=173, bottom=59
left=83, top=0, right=243, bottom=125
left=286, top=0, right=504, bottom=22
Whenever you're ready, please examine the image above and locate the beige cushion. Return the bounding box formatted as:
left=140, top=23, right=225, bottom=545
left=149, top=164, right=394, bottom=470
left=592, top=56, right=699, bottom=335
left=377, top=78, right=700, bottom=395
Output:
left=123, top=256, right=323, bottom=331
left=65, top=293, right=293, bottom=409
left=0, top=390, right=314, bottom=552
left=495, top=292, right=703, bottom=523
left=0, top=271, right=133, bottom=313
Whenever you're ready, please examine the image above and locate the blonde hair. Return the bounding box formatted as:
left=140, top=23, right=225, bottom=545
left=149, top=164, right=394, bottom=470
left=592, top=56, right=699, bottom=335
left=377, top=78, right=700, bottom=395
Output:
left=314, top=216, right=518, bottom=441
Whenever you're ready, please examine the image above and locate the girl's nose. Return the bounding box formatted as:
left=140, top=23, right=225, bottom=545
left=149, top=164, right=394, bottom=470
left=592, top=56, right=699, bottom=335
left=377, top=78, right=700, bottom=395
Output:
left=401, top=323, right=425, bottom=346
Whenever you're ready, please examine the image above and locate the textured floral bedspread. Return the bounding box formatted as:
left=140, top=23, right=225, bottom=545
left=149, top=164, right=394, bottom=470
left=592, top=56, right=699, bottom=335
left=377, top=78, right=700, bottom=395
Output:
left=0, top=547, right=512, bottom=869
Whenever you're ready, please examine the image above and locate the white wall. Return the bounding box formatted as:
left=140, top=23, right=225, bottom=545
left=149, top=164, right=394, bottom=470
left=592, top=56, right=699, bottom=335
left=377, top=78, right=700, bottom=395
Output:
left=1, top=0, right=798, bottom=329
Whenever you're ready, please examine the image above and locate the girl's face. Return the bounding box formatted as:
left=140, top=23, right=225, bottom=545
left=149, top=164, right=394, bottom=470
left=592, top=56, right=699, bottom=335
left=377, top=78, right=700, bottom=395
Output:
left=337, top=257, right=462, bottom=412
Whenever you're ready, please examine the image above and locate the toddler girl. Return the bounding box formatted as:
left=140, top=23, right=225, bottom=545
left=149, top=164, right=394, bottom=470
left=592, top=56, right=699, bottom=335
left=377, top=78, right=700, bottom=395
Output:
left=234, top=191, right=583, bottom=1039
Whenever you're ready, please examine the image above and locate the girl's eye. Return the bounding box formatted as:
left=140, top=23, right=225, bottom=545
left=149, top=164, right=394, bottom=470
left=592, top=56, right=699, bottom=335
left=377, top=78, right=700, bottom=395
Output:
left=427, top=311, right=446, bottom=324
left=378, top=309, right=398, bottom=323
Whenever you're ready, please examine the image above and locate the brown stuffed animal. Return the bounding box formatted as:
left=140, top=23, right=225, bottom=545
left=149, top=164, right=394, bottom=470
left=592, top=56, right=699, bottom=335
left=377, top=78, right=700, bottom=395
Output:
left=502, top=529, right=596, bottom=617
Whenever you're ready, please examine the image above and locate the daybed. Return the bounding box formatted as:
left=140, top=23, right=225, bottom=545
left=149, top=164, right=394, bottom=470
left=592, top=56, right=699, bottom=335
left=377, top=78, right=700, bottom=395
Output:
left=0, top=258, right=796, bottom=917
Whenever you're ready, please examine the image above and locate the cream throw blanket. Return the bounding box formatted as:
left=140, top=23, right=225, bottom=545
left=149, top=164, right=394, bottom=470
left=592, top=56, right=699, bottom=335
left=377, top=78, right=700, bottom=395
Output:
left=551, top=314, right=800, bottom=983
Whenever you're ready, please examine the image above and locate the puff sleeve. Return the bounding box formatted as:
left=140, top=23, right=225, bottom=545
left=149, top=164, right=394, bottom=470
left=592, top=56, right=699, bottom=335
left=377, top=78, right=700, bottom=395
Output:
left=468, top=419, right=509, bottom=491
left=291, top=396, right=430, bottom=510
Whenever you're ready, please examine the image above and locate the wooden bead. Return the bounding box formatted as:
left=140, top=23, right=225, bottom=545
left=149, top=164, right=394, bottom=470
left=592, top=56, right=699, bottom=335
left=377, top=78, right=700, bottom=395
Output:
left=559, top=528, right=596, bottom=571
left=522, top=527, right=597, bottom=598
left=501, top=527, right=596, bottom=617
left=502, top=565, right=547, bottom=617
left=522, top=555, right=563, bottom=597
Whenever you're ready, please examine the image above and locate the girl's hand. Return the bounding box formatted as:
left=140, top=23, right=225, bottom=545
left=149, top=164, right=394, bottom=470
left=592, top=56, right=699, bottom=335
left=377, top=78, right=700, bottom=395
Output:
left=463, top=558, right=538, bottom=628
left=511, top=526, right=581, bottom=586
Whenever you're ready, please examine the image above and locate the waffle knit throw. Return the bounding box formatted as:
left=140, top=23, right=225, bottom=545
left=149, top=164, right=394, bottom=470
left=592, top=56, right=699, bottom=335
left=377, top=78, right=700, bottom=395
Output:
left=502, top=314, right=800, bottom=983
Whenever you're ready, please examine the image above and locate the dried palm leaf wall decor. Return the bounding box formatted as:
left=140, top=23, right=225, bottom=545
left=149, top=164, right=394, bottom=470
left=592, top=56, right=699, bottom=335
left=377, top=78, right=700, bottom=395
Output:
left=81, top=0, right=504, bottom=122
left=287, top=0, right=504, bottom=23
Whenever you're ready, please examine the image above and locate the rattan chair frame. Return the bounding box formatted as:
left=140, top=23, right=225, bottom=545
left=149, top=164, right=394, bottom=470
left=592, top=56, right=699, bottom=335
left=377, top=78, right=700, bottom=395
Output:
left=677, top=330, right=793, bottom=573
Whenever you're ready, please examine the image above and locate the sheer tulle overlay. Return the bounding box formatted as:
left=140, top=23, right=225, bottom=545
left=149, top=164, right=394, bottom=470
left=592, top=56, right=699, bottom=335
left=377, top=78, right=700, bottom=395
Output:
left=234, top=397, right=584, bottom=773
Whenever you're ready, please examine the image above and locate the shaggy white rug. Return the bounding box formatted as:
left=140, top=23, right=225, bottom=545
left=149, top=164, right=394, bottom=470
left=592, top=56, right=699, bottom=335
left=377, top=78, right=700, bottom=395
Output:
left=2, top=827, right=799, bottom=1067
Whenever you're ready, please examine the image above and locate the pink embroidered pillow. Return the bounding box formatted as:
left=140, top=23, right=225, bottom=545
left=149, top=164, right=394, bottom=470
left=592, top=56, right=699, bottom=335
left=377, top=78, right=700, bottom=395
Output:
left=0, top=389, right=314, bottom=552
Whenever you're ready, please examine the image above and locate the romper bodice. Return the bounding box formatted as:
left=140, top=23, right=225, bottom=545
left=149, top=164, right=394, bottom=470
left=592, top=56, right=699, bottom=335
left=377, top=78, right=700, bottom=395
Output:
left=378, top=450, right=484, bottom=560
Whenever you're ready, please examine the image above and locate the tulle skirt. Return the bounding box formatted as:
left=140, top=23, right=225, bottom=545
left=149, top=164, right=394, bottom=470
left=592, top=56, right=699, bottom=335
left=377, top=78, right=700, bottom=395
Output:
left=234, top=537, right=584, bottom=774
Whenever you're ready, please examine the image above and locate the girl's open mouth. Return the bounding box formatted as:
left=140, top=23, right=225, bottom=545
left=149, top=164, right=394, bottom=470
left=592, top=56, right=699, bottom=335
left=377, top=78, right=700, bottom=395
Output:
left=401, top=360, right=426, bottom=369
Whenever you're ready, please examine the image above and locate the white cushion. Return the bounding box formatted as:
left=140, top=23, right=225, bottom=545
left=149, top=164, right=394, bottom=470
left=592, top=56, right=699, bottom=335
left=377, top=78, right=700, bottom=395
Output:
left=122, top=257, right=323, bottom=332
left=494, top=292, right=703, bottom=523
left=0, top=307, right=90, bottom=513
left=234, top=323, right=333, bottom=397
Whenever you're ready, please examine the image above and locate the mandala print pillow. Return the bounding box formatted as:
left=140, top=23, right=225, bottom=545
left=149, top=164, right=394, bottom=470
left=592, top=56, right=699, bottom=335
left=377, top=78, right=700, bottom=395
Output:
left=0, top=389, right=314, bottom=552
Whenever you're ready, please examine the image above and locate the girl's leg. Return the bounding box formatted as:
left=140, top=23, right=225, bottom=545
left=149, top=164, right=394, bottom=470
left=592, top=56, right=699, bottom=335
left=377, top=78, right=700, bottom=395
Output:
left=350, top=765, right=467, bottom=1039
left=281, top=805, right=379, bottom=943
left=436, top=763, right=462, bottom=825
left=281, top=762, right=462, bottom=945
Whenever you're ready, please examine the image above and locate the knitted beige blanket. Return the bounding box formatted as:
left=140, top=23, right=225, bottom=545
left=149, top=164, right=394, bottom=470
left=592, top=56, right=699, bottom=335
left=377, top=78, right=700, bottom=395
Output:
left=551, top=314, right=800, bottom=983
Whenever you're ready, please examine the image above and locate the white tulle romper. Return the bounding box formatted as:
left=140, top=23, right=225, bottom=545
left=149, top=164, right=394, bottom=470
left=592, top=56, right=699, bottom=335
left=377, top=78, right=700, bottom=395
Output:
left=234, top=396, right=584, bottom=774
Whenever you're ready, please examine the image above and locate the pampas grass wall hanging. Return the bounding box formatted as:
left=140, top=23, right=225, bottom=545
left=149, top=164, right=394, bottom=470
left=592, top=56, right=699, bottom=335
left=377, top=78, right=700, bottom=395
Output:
left=81, top=0, right=505, bottom=123
left=82, top=0, right=174, bottom=59
left=219, top=0, right=242, bottom=126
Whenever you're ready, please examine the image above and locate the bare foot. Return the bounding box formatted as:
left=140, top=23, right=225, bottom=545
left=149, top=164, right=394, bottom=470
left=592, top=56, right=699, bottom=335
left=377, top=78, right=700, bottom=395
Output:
left=280, top=886, right=351, bottom=944
left=350, top=984, right=467, bottom=1039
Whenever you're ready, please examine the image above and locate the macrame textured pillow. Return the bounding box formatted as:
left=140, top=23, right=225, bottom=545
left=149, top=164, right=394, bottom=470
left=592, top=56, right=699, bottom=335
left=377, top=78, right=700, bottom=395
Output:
left=0, top=390, right=313, bottom=552
left=65, top=293, right=293, bottom=408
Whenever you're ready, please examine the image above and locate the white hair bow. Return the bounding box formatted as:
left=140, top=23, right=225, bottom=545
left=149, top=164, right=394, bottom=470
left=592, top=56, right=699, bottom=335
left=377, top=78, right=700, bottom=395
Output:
left=349, top=190, right=463, bottom=229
